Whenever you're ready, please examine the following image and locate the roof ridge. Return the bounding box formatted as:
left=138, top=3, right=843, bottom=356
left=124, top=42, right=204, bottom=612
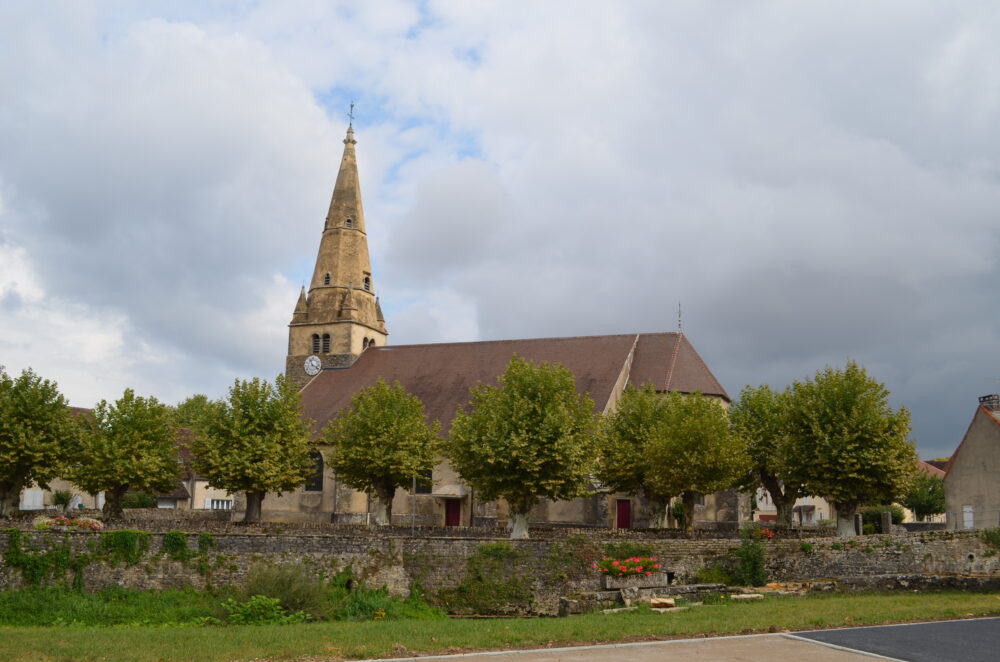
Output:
left=372, top=331, right=678, bottom=352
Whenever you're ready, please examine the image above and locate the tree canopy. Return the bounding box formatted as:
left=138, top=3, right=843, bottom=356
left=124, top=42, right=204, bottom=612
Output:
left=640, top=390, right=748, bottom=536
left=69, top=388, right=180, bottom=520
left=448, top=356, right=600, bottom=538
left=191, top=375, right=314, bottom=523
left=780, top=361, right=916, bottom=536
left=901, top=472, right=945, bottom=522
left=321, top=379, right=441, bottom=525
left=0, top=367, right=77, bottom=516
left=729, top=384, right=803, bottom=528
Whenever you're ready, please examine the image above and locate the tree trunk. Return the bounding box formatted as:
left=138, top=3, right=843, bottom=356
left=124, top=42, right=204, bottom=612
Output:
left=509, top=511, right=529, bottom=539
left=102, top=486, right=128, bottom=521
left=243, top=491, right=265, bottom=523
left=371, top=484, right=396, bottom=526
left=644, top=493, right=668, bottom=529
left=759, top=473, right=796, bottom=529
left=835, top=503, right=856, bottom=537
left=681, top=490, right=697, bottom=538
left=0, top=481, right=19, bottom=517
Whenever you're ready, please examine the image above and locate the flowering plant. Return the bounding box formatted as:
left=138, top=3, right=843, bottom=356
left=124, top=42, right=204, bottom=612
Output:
left=760, top=527, right=774, bottom=539
left=34, top=515, right=103, bottom=531
left=592, top=556, right=662, bottom=577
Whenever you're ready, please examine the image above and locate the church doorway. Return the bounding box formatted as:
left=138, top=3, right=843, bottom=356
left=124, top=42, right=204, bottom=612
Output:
left=616, top=499, right=632, bottom=529
left=445, top=499, right=462, bottom=527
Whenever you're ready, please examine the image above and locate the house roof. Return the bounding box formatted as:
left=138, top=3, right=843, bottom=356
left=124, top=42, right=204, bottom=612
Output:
left=299, top=331, right=729, bottom=435
left=917, top=460, right=946, bottom=479
left=944, top=405, right=1000, bottom=476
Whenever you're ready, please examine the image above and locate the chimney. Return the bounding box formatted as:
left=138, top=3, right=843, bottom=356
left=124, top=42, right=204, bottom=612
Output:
left=978, top=394, right=1000, bottom=411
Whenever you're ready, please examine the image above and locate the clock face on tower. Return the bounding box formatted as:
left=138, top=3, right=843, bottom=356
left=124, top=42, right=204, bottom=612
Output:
left=303, top=355, right=322, bottom=376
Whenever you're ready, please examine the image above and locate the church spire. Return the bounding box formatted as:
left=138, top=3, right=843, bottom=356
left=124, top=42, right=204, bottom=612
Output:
left=285, top=123, right=388, bottom=384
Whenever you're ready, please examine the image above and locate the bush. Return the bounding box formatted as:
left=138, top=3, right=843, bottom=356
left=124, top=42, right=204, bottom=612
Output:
left=861, top=505, right=905, bottom=531
left=863, top=523, right=876, bottom=535
left=222, top=595, right=308, bottom=625
left=799, top=542, right=814, bottom=554
left=326, top=567, right=443, bottom=621
left=731, top=526, right=768, bottom=587
left=981, top=528, right=1000, bottom=550
left=121, top=492, right=158, bottom=509
left=240, top=562, right=329, bottom=620
left=694, top=563, right=732, bottom=585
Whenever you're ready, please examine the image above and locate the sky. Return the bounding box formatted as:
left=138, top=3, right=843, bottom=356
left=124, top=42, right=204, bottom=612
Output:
left=1, top=1, right=999, bottom=460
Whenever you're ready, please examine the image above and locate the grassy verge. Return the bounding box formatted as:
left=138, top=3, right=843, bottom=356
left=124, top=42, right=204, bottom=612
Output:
left=1, top=591, right=998, bottom=661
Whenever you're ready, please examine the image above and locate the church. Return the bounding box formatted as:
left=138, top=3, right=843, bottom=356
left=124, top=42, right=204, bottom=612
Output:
left=266, top=125, right=738, bottom=529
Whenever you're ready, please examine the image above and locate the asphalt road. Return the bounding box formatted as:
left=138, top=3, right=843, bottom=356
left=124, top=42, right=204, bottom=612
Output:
left=793, top=617, right=1000, bottom=662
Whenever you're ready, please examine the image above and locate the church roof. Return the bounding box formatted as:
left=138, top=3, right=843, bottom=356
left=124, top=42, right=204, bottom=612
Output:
left=299, top=332, right=728, bottom=435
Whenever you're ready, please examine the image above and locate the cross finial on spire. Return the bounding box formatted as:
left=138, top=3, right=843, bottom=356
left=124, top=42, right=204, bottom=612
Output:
left=348, top=101, right=355, bottom=128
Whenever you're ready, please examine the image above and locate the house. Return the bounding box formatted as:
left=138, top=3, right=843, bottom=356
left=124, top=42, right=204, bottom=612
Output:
left=943, top=395, right=1000, bottom=530
left=265, top=124, right=743, bottom=529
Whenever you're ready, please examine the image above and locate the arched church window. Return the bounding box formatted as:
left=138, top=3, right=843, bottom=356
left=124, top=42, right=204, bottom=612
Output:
left=345, top=218, right=353, bottom=228
left=323, top=273, right=331, bottom=285
left=363, top=338, right=370, bottom=350
left=322, top=334, right=330, bottom=353
left=363, top=276, right=371, bottom=291
left=311, top=334, right=320, bottom=354
left=304, top=451, right=323, bottom=492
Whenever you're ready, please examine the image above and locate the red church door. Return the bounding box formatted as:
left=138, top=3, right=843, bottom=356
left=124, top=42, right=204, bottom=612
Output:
left=445, top=499, right=462, bottom=527
left=616, top=499, right=632, bottom=529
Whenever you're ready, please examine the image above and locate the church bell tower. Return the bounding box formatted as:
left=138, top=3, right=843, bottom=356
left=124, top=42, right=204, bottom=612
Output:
left=286, top=124, right=388, bottom=384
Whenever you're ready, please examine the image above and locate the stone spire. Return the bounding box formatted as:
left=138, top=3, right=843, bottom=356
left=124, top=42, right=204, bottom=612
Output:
left=290, top=286, right=308, bottom=323
left=285, top=124, right=388, bottom=384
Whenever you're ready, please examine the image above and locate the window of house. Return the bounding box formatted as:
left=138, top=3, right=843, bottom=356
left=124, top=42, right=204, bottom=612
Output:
left=693, top=493, right=705, bottom=506
left=209, top=499, right=232, bottom=510
left=305, top=451, right=324, bottom=492
left=321, top=334, right=330, bottom=353
left=323, top=273, right=331, bottom=285
left=414, top=469, right=433, bottom=494
left=363, top=276, right=371, bottom=291
left=311, top=334, right=320, bottom=354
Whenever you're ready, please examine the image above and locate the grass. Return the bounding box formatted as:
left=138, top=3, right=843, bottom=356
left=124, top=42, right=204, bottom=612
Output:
left=0, top=591, right=998, bottom=661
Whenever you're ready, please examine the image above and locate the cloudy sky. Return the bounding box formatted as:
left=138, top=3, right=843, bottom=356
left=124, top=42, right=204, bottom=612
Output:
left=2, top=1, right=998, bottom=459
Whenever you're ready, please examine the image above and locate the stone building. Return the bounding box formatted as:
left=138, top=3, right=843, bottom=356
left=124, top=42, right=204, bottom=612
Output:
left=268, top=125, right=739, bottom=529
left=944, top=394, right=1000, bottom=530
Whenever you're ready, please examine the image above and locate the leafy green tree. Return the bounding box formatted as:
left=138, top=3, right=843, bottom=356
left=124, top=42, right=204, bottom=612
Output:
left=191, top=375, right=314, bottom=523
left=0, top=367, right=77, bottom=516
left=781, top=361, right=917, bottom=537
left=641, top=391, right=748, bottom=537
left=169, top=394, right=213, bottom=430
left=321, top=379, right=441, bottom=526
left=69, top=389, right=180, bottom=520
left=901, top=473, right=945, bottom=522
left=448, top=356, right=600, bottom=539
left=730, top=384, right=803, bottom=529
left=598, top=384, right=674, bottom=528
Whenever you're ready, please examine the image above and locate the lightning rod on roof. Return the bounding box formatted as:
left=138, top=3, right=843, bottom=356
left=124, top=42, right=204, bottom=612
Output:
left=677, top=301, right=683, bottom=333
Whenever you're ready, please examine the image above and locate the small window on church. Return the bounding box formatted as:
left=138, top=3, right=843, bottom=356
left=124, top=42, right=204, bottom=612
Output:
left=311, top=334, right=320, bottom=354
left=304, top=452, right=323, bottom=492
left=345, top=218, right=353, bottom=228
left=322, top=334, right=330, bottom=353
left=363, top=276, right=371, bottom=291
left=323, top=273, right=331, bottom=285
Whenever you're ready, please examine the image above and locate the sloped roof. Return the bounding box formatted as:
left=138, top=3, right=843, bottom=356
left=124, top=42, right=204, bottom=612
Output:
left=944, top=405, right=1000, bottom=476
left=917, top=460, right=946, bottom=479
left=299, top=332, right=729, bottom=436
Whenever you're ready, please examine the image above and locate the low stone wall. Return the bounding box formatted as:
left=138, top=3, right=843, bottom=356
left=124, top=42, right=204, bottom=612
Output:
left=1, top=528, right=996, bottom=616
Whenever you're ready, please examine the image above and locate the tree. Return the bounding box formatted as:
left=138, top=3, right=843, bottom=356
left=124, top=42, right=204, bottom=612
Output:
left=448, top=356, right=600, bottom=539
left=321, top=379, right=441, bottom=526
left=0, top=367, right=77, bottom=516
left=901, top=473, right=945, bottom=522
left=729, top=384, right=803, bottom=529
left=641, top=391, right=748, bottom=537
left=598, top=383, right=674, bottom=528
left=191, top=375, right=314, bottom=523
left=169, top=394, right=213, bottom=430
left=69, top=389, right=180, bottom=520
left=781, top=361, right=917, bottom=537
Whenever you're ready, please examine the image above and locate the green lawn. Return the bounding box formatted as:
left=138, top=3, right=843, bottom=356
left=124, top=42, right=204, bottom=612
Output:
left=1, top=591, right=998, bottom=661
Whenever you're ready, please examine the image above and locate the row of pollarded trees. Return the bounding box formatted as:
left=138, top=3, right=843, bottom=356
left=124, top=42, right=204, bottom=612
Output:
left=326, top=357, right=920, bottom=539
left=0, top=366, right=314, bottom=522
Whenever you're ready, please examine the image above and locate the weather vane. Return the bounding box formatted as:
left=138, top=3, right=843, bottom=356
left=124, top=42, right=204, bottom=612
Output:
left=348, top=101, right=355, bottom=128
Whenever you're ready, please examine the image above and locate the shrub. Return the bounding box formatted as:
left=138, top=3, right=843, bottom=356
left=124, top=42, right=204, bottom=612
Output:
left=799, top=542, right=814, bottom=554
left=51, top=491, right=74, bottom=511
left=121, top=492, right=158, bottom=509
left=240, top=562, right=328, bottom=620
left=603, top=541, right=655, bottom=559
left=861, top=505, right=905, bottom=531
left=863, top=523, right=876, bottom=535
left=437, top=543, right=532, bottom=615
left=731, top=526, right=768, bottom=587
left=593, top=556, right=662, bottom=577
left=326, top=566, right=443, bottom=621
left=981, top=528, right=1000, bottom=550
left=222, top=595, right=308, bottom=625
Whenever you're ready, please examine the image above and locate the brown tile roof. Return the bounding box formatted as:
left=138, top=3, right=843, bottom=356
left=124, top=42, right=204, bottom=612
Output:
left=300, top=332, right=729, bottom=436
left=917, top=460, right=946, bottom=478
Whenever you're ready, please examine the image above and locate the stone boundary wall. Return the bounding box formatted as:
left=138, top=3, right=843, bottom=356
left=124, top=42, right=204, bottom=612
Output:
left=1, top=529, right=996, bottom=615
